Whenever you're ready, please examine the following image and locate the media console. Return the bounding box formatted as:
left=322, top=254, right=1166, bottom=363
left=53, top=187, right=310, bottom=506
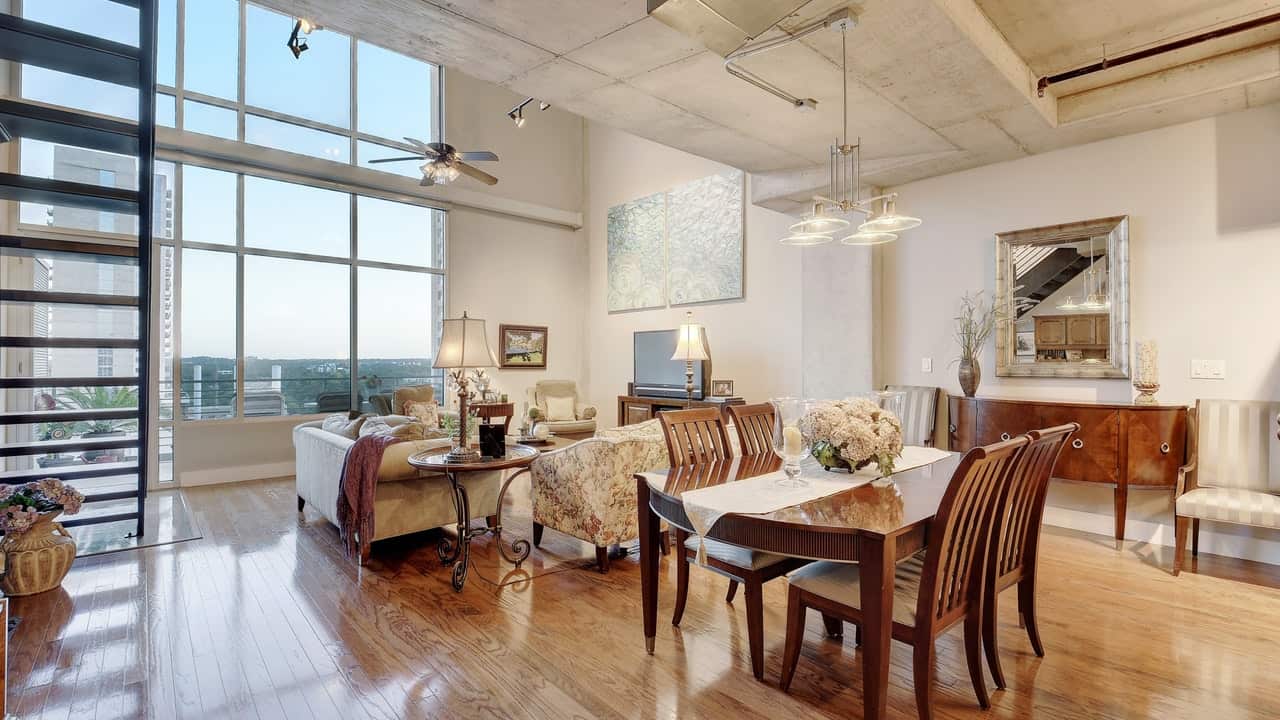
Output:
left=617, top=394, right=745, bottom=426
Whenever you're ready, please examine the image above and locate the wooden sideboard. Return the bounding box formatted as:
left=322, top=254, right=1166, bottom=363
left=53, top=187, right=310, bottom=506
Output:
left=948, top=396, right=1187, bottom=542
left=618, top=395, right=745, bottom=426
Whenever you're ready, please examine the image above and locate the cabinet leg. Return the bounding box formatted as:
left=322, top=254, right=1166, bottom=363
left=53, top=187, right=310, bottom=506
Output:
left=1113, top=485, right=1128, bottom=548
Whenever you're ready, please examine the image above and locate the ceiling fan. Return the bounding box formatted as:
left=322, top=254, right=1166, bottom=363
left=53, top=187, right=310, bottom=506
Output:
left=365, top=89, right=499, bottom=186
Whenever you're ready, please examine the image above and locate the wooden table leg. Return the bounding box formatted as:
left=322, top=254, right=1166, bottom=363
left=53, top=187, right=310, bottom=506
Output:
left=859, top=534, right=895, bottom=720
left=1113, top=481, right=1128, bottom=547
left=638, top=476, right=659, bottom=654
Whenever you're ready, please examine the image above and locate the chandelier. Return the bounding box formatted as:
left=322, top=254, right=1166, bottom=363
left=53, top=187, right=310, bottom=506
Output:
left=778, top=14, right=924, bottom=246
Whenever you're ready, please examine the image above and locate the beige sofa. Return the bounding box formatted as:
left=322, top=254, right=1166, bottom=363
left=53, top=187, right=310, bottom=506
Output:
left=525, top=380, right=598, bottom=437
left=292, top=415, right=502, bottom=553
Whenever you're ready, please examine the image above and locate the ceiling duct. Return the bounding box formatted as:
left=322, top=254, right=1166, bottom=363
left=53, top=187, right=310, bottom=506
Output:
left=646, top=0, right=815, bottom=57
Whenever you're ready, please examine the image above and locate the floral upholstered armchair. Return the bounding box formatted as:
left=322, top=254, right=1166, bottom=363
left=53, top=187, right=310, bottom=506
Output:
left=531, top=420, right=670, bottom=572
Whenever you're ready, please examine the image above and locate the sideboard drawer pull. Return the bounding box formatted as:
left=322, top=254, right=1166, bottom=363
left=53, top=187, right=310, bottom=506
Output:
left=1000, top=432, right=1011, bottom=441
left=1160, top=442, right=1170, bottom=454
left=1072, top=439, right=1084, bottom=450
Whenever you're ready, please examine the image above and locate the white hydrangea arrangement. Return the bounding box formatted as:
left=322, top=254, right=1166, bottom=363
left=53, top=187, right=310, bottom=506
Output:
left=801, top=397, right=904, bottom=477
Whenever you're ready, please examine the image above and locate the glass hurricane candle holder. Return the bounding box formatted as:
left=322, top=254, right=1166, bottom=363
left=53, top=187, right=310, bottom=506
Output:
left=771, top=397, right=814, bottom=488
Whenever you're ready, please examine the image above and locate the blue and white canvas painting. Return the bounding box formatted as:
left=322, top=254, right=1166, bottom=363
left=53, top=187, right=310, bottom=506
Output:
left=606, top=192, right=666, bottom=312
left=665, top=169, right=744, bottom=305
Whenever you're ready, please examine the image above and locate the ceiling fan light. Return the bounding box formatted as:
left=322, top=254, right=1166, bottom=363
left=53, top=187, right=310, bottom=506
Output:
left=859, top=198, right=922, bottom=233
left=839, top=230, right=897, bottom=246
left=779, top=232, right=833, bottom=246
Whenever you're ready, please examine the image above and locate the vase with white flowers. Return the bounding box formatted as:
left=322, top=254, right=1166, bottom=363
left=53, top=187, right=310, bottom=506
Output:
left=0, top=478, right=84, bottom=596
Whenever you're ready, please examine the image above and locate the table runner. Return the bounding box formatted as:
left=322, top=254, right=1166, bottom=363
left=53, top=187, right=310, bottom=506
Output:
left=645, top=445, right=952, bottom=563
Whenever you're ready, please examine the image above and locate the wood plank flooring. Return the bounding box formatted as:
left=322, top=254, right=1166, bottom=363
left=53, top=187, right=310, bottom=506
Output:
left=6, top=476, right=1280, bottom=719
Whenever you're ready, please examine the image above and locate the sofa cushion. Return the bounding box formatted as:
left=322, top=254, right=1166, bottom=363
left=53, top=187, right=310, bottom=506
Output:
left=545, top=395, right=577, bottom=422
left=542, top=419, right=597, bottom=435
left=1177, top=487, right=1280, bottom=527
left=322, top=413, right=368, bottom=439
left=377, top=438, right=454, bottom=482
left=404, top=400, right=440, bottom=428
left=392, top=384, right=435, bottom=415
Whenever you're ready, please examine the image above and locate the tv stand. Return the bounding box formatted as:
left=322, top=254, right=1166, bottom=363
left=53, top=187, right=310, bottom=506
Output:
left=618, top=394, right=745, bottom=426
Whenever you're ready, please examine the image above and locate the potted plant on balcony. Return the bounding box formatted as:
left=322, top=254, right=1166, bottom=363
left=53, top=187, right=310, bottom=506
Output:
left=58, top=387, right=138, bottom=463
left=0, top=479, right=84, bottom=596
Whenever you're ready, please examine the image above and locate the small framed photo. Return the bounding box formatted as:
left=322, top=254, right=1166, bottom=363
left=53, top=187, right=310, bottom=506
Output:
left=1015, top=331, right=1036, bottom=357
left=498, top=324, right=547, bottom=368
left=711, top=379, right=735, bottom=397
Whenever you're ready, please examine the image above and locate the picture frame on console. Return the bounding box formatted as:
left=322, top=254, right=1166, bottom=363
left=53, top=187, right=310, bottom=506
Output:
left=498, top=324, right=548, bottom=368
left=711, top=379, right=735, bottom=397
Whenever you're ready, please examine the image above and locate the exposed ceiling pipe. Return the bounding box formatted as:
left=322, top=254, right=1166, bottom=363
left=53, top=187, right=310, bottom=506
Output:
left=723, top=8, right=857, bottom=111
left=1037, top=11, right=1280, bottom=96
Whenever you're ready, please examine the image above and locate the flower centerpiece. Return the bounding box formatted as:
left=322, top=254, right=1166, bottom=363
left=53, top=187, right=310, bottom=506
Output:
left=0, top=478, right=85, bottom=596
left=803, top=397, right=904, bottom=477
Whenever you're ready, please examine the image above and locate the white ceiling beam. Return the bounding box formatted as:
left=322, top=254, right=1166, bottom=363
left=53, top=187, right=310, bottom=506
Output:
left=929, top=0, right=1058, bottom=128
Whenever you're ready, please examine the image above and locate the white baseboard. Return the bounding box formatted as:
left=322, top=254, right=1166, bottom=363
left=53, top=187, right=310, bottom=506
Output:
left=180, top=460, right=295, bottom=487
left=1043, top=505, right=1280, bottom=566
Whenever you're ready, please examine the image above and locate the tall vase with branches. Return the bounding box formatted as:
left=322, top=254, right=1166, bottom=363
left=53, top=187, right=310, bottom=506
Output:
left=953, top=291, right=1001, bottom=398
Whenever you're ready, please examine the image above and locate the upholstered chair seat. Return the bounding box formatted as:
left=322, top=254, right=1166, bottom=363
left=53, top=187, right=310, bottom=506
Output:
left=787, top=553, right=927, bottom=626
left=1177, top=487, right=1280, bottom=527
left=683, top=537, right=787, bottom=570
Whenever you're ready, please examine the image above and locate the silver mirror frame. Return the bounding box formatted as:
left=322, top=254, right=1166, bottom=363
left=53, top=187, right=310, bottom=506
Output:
left=995, top=216, right=1130, bottom=379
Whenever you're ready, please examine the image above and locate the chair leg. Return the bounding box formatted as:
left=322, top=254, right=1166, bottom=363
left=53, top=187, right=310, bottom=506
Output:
left=659, top=529, right=670, bottom=556
left=912, top=640, right=934, bottom=720
left=725, top=580, right=739, bottom=604
left=1018, top=578, right=1044, bottom=658
left=744, top=581, right=765, bottom=681
left=779, top=586, right=806, bottom=692
left=1192, top=518, right=1201, bottom=557
left=1173, top=514, right=1189, bottom=576
left=983, top=587, right=1007, bottom=690
left=297, top=495, right=305, bottom=513
left=821, top=613, right=843, bottom=639
left=532, top=522, right=543, bottom=547
left=964, top=612, right=990, bottom=710
left=672, top=533, right=690, bottom=627
left=595, top=546, right=610, bottom=573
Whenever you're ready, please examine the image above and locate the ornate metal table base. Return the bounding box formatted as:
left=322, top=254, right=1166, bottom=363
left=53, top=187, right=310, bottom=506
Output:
left=438, top=467, right=533, bottom=592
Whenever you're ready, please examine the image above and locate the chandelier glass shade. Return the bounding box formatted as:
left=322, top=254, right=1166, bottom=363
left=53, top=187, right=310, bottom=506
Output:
left=779, top=232, right=835, bottom=246
left=858, top=197, right=922, bottom=233
left=840, top=230, right=898, bottom=246
left=789, top=204, right=850, bottom=235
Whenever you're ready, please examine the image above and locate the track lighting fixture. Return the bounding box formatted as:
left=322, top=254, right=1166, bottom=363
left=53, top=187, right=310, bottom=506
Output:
left=539, top=101, right=551, bottom=111
left=288, top=18, right=321, bottom=59
left=506, top=98, right=550, bottom=127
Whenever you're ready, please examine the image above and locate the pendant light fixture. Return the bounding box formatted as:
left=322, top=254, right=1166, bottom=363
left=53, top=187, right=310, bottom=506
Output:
left=774, top=13, right=924, bottom=247
left=1079, top=235, right=1110, bottom=310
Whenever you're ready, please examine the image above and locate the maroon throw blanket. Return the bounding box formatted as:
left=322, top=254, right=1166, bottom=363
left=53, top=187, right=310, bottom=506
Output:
left=337, top=434, right=404, bottom=560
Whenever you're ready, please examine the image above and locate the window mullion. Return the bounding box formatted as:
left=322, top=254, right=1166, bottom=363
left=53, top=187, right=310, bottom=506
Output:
left=235, top=172, right=245, bottom=420
left=349, top=192, right=359, bottom=412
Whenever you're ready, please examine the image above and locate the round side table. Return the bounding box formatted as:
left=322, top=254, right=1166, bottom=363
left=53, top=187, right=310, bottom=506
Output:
left=408, top=444, right=539, bottom=591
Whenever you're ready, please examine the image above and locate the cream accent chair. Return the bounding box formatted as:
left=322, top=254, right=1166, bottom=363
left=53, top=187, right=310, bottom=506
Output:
left=885, top=384, right=941, bottom=447
left=293, top=415, right=501, bottom=560
left=1174, top=399, right=1280, bottom=575
left=525, top=380, right=597, bottom=437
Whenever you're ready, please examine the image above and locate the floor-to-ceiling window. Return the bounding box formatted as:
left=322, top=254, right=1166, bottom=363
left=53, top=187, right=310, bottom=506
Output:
left=9, top=0, right=448, bottom=485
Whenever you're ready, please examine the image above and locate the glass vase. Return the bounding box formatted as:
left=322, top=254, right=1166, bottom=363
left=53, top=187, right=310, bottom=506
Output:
left=771, top=397, right=814, bottom=488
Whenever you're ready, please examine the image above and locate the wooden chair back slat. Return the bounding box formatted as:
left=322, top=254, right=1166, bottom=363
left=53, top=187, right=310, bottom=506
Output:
left=917, top=436, right=1027, bottom=630
left=728, top=403, right=776, bottom=456
left=993, top=423, right=1077, bottom=581
left=658, top=408, right=734, bottom=466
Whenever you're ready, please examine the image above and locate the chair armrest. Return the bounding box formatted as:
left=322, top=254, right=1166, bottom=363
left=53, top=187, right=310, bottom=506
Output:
left=1176, top=460, right=1197, bottom=497
left=577, top=404, right=598, bottom=420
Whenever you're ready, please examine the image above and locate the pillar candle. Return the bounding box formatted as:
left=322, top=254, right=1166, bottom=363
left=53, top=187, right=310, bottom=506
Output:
left=783, top=425, right=803, bottom=456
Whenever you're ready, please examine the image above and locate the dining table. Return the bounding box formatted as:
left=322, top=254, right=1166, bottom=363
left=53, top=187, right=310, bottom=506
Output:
left=636, top=450, right=961, bottom=720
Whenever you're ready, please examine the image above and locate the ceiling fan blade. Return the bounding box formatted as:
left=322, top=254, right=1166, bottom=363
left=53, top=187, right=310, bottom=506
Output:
left=454, top=162, right=498, bottom=186
left=403, top=137, right=438, bottom=156
left=457, top=151, right=498, bottom=162
left=367, top=155, right=427, bottom=164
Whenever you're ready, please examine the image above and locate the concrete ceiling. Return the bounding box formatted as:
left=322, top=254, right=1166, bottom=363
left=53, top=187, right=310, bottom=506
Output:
left=259, top=0, right=1280, bottom=214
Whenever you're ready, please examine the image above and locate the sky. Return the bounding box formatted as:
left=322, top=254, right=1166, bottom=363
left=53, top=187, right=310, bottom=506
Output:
left=18, top=0, right=444, bottom=361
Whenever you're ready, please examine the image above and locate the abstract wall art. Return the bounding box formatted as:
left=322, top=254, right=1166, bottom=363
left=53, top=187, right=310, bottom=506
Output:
left=666, top=169, right=744, bottom=306
left=606, top=192, right=666, bottom=312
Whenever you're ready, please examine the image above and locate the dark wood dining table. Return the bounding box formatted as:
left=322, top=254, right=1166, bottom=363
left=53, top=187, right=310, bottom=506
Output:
left=636, top=451, right=961, bottom=720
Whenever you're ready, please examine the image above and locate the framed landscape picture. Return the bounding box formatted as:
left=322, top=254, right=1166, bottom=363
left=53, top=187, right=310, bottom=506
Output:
left=498, top=324, right=548, bottom=368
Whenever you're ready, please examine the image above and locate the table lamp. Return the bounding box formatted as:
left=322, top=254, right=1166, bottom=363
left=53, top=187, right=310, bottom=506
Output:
left=670, top=311, right=709, bottom=402
left=433, top=311, right=497, bottom=462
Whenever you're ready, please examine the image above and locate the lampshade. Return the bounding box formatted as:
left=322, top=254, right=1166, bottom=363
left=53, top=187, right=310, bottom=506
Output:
left=858, top=197, right=922, bottom=233
left=789, top=202, right=850, bottom=235
left=433, top=311, right=497, bottom=369
left=670, top=312, right=710, bottom=362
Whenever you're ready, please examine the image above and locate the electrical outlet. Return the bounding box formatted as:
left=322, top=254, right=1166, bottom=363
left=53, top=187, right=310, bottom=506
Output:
left=921, top=357, right=933, bottom=373
left=1190, top=359, right=1226, bottom=380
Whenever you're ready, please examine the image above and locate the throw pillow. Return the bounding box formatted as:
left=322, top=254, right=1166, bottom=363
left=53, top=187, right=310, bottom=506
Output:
left=393, top=385, right=435, bottom=415
left=361, top=418, right=437, bottom=441
left=544, top=395, right=576, bottom=422
left=404, top=400, right=441, bottom=428
left=322, top=413, right=368, bottom=439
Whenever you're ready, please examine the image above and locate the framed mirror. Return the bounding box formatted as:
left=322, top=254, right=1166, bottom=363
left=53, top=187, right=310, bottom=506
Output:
left=995, top=216, right=1129, bottom=379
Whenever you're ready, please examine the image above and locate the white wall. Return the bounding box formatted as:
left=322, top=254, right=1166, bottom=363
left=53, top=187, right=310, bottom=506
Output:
left=176, top=68, right=588, bottom=484
left=582, top=123, right=803, bottom=426
left=880, top=102, right=1280, bottom=561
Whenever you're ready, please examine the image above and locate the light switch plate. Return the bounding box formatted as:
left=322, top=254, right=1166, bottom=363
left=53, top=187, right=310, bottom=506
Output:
left=921, top=357, right=933, bottom=373
left=1190, top=359, right=1226, bottom=379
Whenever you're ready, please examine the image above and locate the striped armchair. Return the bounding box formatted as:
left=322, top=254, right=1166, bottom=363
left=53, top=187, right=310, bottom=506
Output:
left=886, top=384, right=941, bottom=447
left=1174, top=399, right=1280, bottom=575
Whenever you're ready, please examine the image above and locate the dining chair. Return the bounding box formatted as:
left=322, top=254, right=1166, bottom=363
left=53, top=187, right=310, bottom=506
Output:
left=885, top=384, right=941, bottom=447
left=779, top=436, right=1028, bottom=719
left=657, top=407, right=809, bottom=681
left=727, top=402, right=775, bottom=456
left=982, top=423, right=1077, bottom=690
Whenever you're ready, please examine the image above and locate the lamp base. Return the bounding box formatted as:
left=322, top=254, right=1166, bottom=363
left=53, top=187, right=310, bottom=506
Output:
left=445, top=445, right=482, bottom=463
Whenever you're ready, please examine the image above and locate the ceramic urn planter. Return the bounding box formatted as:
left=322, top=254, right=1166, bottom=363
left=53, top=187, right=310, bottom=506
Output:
left=1, top=510, right=77, bottom=596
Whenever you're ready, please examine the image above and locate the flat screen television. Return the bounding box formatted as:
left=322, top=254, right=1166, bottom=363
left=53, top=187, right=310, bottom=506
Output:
left=633, top=329, right=706, bottom=400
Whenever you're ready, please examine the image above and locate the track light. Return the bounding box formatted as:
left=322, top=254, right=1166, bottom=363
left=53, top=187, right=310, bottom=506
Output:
left=539, top=101, right=551, bottom=111
left=508, top=107, right=526, bottom=127
left=288, top=18, right=321, bottom=59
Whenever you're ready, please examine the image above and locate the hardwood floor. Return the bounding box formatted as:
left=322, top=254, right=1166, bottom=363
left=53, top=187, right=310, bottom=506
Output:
left=7, top=476, right=1280, bottom=719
